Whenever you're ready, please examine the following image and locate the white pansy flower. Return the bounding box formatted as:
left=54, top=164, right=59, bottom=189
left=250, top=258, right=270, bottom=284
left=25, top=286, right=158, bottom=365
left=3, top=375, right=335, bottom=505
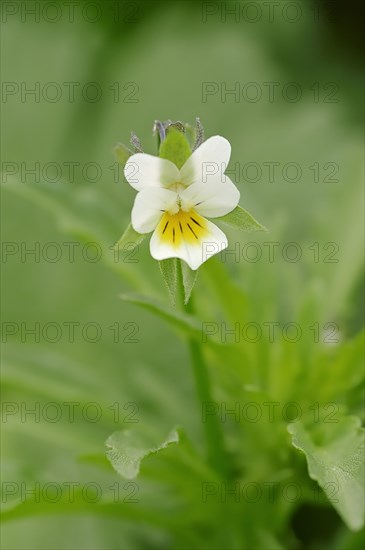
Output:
left=124, top=136, right=240, bottom=270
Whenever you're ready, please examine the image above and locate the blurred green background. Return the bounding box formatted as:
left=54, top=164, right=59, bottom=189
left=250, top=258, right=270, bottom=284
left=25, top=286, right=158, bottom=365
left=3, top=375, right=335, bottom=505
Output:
left=1, top=1, right=364, bottom=549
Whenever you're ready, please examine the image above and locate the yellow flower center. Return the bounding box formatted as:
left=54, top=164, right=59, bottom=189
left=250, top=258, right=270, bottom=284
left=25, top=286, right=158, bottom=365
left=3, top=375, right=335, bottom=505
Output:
left=156, top=210, right=209, bottom=247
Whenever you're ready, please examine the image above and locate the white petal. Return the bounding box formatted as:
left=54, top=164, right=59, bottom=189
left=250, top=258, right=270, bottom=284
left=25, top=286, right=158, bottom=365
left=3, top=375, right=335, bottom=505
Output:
left=131, top=188, right=178, bottom=234
left=149, top=211, right=228, bottom=270
left=180, top=177, right=240, bottom=218
left=180, top=136, right=231, bottom=186
left=124, top=153, right=180, bottom=191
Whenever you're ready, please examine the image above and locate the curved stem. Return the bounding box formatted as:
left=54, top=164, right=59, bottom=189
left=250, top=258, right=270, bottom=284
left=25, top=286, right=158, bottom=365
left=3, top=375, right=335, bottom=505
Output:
left=179, top=262, right=229, bottom=479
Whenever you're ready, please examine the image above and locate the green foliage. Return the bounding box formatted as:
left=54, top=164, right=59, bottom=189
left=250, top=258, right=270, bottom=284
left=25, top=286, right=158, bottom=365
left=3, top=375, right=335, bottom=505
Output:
left=119, top=292, right=202, bottom=338
left=159, top=258, right=198, bottom=306
left=114, top=142, right=133, bottom=170
left=114, top=223, right=146, bottom=252
left=217, top=205, right=267, bottom=233
left=159, top=258, right=178, bottom=306
left=288, top=416, right=365, bottom=531
left=181, top=260, right=199, bottom=305
left=2, top=1, right=364, bottom=548
left=185, top=117, right=205, bottom=151
left=159, top=128, right=192, bottom=169
left=106, top=427, right=179, bottom=479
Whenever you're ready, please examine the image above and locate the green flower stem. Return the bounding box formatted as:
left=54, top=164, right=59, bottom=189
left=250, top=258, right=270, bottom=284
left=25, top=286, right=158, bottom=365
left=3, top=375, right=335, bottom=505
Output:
left=177, top=261, right=229, bottom=479
left=186, top=330, right=229, bottom=479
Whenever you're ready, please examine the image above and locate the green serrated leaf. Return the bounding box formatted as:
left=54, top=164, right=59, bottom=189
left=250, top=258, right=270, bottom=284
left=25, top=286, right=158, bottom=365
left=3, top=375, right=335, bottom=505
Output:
left=159, top=258, right=178, bottom=306
left=114, top=142, right=133, bottom=169
left=288, top=416, right=365, bottom=531
left=181, top=259, right=198, bottom=304
left=114, top=223, right=146, bottom=251
left=217, top=205, right=267, bottom=233
left=119, top=292, right=202, bottom=338
left=106, top=427, right=179, bottom=479
left=159, top=128, right=192, bottom=169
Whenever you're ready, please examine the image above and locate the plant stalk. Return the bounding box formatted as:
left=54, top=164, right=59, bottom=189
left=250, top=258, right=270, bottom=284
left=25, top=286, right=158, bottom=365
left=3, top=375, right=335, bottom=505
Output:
left=178, top=261, right=229, bottom=479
